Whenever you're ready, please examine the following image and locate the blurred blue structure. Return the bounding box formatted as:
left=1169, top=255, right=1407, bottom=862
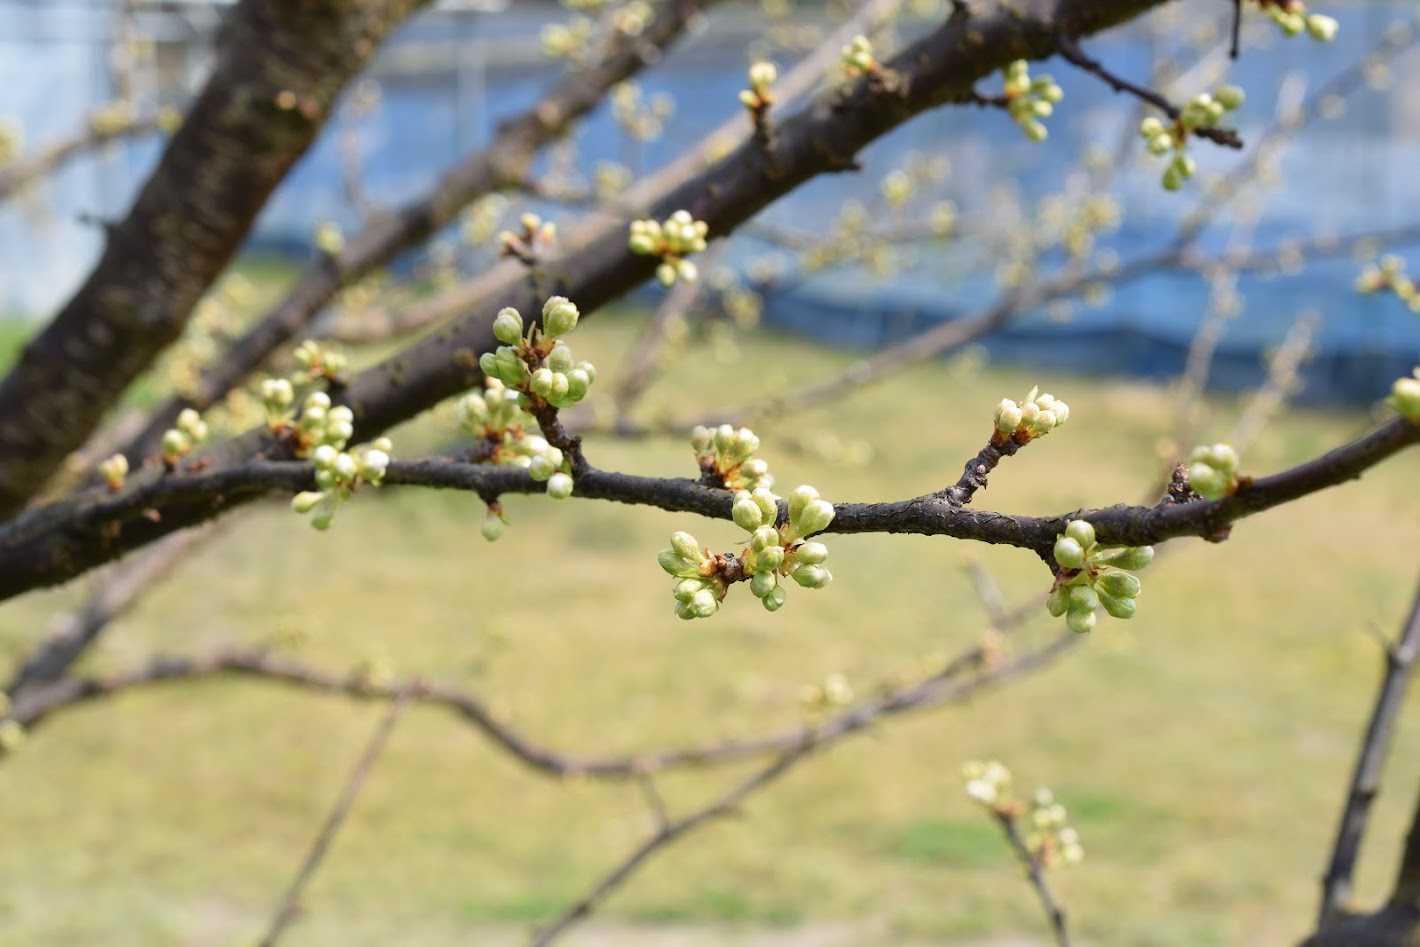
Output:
left=1, top=0, right=1418, bottom=403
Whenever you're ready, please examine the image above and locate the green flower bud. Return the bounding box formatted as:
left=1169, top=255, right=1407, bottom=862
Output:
left=528, top=454, right=556, bottom=481
left=1105, top=546, right=1154, bottom=571
left=796, top=498, right=835, bottom=536
left=549, top=372, right=570, bottom=403
left=1162, top=164, right=1184, bottom=191
left=733, top=492, right=764, bottom=531
left=751, top=488, right=778, bottom=525
left=1046, top=587, right=1068, bottom=617
left=577, top=360, right=597, bottom=384
left=162, top=428, right=188, bottom=458
left=762, top=587, right=787, bottom=612
left=751, top=525, right=780, bottom=551
left=691, top=587, right=719, bottom=618
left=1146, top=132, right=1174, bottom=156
left=306, top=391, right=332, bottom=411
left=1138, top=116, right=1164, bottom=138
left=675, top=601, right=696, bottom=620
left=261, top=377, right=294, bottom=409
left=547, top=343, right=574, bottom=374
left=1022, top=119, right=1048, bottom=143
left=1170, top=152, right=1197, bottom=180
left=691, top=425, right=714, bottom=454
left=1390, top=376, right=1420, bottom=420
left=1066, top=607, right=1097, bottom=634
left=1098, top=571, right=1141, bottom=599
left=677, top=259, right=698, bottom=283
left=314, top=468, right=339, bottom=491
left=756, top=545, right=786, bottom=572
left=479, top=351, right=500, bottom=377
left=358, top=448, right=390, bottom=482
left=994, top=398, right=1023, bottom=433
left=1098, top=590, right=1137, bottom=620
left=1187, top=462, right=1227, bottom=500
left=1064, top=519, right=1095, bottom=548
left=1051, top=400, right=1070, bottom=425
left=1054, top=536, right=1086, bottom=570
left=312, top=444, right=339, bottom=468
left=530, top=368, right=554, bottom=398
left=792, top=563, right=831, bottom=588
left=546, top=472, right=574, bottom=499
left=333, top=452, right=358, bottom=481
left=793, top=541, right=829, bottom=565
left=674, top=577, right=706, bottom=602
left=1306, top=14, right=1338, bottom=41
left=566, top=368, right=591, bottom=402
left=788, top=484, right=819, bottom=521
left=1067, top=585, right=1098, bottom=611
left=481, top=514, right=504, bottom=542
left=750, top=571, right=778, bottom=598
left=1214, top=85, right=1245, bottom=110
left=656, top=261, right=677, bottom=286
left=671, top=531, right=705, bottom=563
left=310, top=506, right=336, bottom=531
left=493, top=307, right=524, bottom=344
left=291, top=491, right=325, bottom=514
left=542, top=296, right=580, bottom=337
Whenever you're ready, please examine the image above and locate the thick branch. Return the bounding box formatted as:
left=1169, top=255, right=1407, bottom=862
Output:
left=117, top=0, right=720, bottom=466
left=0, top=0, right=427, bottom=518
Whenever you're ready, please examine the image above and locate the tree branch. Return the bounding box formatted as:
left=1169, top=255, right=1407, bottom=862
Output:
left=0, top=113, right=166, bottom=201
left=0, top=0, right=428, bottom=518
left=993, top=809, right=1073, bottom=947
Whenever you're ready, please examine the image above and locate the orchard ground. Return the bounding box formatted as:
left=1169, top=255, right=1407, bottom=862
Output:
left=1, top=284, right=1418, bottom=947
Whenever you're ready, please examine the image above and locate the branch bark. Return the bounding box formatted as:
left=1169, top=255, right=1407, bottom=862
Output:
left=0, top=0, right=427, bottom=518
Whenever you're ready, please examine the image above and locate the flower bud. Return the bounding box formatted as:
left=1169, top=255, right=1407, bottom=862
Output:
left=761, top=587, right=787, bottom=612
left=493, top=307, right=524, bottom=344
left=566, top=368, right=591, bottom=402
left=481, top=514, right=504, bottom=542
left=1046, top=587, right=1068, bottom=617
left=546, top=472, right=574, bottom=499
left=1066, top=607, right=1097, bottom=634
left=674, top=578, right=706, bottom=603
left=756, top=545, right=786, bottom=572
left=1067, top=585, right=1098, bottom=611
left=549, top=372, right=570, bottom=403
left=162, top=429, right=188, bottom=459
left=291, top=491, right=325, bottom=514
left=547, top=343, right=574, bottom=374
left=656, top=262, right=677, bottom=286
left=1098, top=590, right=1137, bottom=620
left=733, top=492, right=764, bottom=531
left=1306, top=14, right=1338, bottom=41
left=793, top=541, right=829, bottom=565
left=659, top=549, right=691, bottom=576
left=750, top=571, right=778, bottom=598
left=531, top=368, right=554, bottom=398
left=542, top=296, right=579, bottom=337
left=1053, top=536, right=1086, bottom=570
left=310, top=506, right=336, bottom=531
left=796, top=498, right=835, bottom=536
left=1138, top=116, right=1164, bottom=138
left=262, top=377, right=294, bottom=409
left=691, top=425, right=714, bottom=455
left=671, top=531, right=704, bottom=563
left=1391, top=375, right=1420, bottom=420
left=751, top=525, right=780, bottom=551
left=528, top=454, right=555, bottom=481
left=1064, top=519, right=1095, bottom=548
left=691, top=587, right=719, bottom=618
left=994, top=398, right=1023, bottom=433
left=1214, top=85, right=1245, bottom=110
left=751, top=488, right=778, bottom=525
left=1187, top=462, right=1227, bottom=500
left=334, top=452, right=358, bottom=480
left=313, top=444, right=339, bottom=468
left=1107, top=546, right=1154, bottom=571
left=359, top=449, right=390, bottom=482
left=1098, top=571, right=1141, bottom=599
left=792, top=564, right=831, bottom=588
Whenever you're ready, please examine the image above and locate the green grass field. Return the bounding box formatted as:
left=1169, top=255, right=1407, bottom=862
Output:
left=1, top=302, right=1418, bottom=947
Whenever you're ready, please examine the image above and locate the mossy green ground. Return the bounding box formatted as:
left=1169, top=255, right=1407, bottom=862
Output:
left=1, top=303, right=1418, bottom=947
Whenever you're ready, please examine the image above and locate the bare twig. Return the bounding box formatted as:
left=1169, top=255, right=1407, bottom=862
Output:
left=257, top=687, right=415, bottom=947
left=0, top=115, right=165, bottom=201
left=1318, top=574, right=1420, bottom=924
left=993, top=810, right=1073, bottom=947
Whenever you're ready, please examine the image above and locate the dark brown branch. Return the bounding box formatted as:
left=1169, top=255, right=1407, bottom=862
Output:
left=0, top=0, right=427, bottom=519
left=2, top=412, right=1417, bottom=602
left=940, top=428, right=1031, bottom=506
left=115, top=0, right=720, bottom=468
left=993, top=809, right=1073, bottom=947
left=1319, top=573, right=1420, bottom=922
left=1055, top=33, right=1243, bottom=149
left=256, top=687, right=414, bottom=947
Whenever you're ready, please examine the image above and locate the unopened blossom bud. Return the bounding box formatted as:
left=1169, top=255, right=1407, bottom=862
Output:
left=761, top=587, right=787, bottom=612
left=543, top=296, right=580, bottom=337
left=1054, top=536, right=1086, bottom=570
left=793, top=541, right=829, bottom=565
left=1098, top=571, right=1141, bottom=599
left=1107, top=546, right=1154, bottom=571
left=797, top=498, right=835, bottom=536
left=1098, top=590, right=1137, bottom=620
left=546, top=472, right=574, bottom=499
left=787, top=485, right=820, bottom=522
left=671, top=531, right=704, bottom=563
left=493, top=307, right=524, bottom=345
left=291, top=491, right=325, bottom=514
left=733, top=492, right=764, bottom=531
left=1066, top=607, right=1097, bottom=634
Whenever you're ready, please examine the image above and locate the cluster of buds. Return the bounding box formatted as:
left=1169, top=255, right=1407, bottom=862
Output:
left=89, top=100, right=136, bottom=136
left=1027, top=789, right=1085, bottom=868
left=481, top=297, right=597, bottom=411
left=457, top=381, right=572, bottom=488
left=1259, top=0, right=1338, bottom=40
left=610, top=81, right=673, bottom=142
left=1139, top=85, right=1243, bottom=191
left=541, top=16, right=593, bottom=60
left=161, top=408, right=210, bottom=464
left=1002, top=60, right=1063, bottom=143
left=314, top=221, right=345, bottom=256
left=798, top=672, right=853, bottom=720
left=629, top=210, right=709, bottom=286
left=1355, top=256, right=1420, bottom=311
left=98, top=453, right=129, bottom=491
left=1185, top=442, right=1241, bottom=501
left=962, top=759, right=1014, bottom=807
left=841, top=35, right=875, bottom=77
left=1047, top=519, right=1153, bottom=633
left=260, top=377, right=296, bottom=430
left=291, top=390, right=356, bottom=457
left=498, top=212, right=557, bottom=263
left=658, top=483, right=835, bottom=619
left=1390, top=368, right=1420, bottom=421
left=738, top=61, right=777, bottom=114
left=993, top=386, right=1070, bottom=441
left=290, top=436, right=392, bottom=530
left=692, top=423, right=773, bottom=491
left=293, top=339, right=348, bottom=383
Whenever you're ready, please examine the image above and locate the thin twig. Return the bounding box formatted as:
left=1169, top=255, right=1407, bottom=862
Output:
left=256, top=687, right=415, bottom=947
left=994, top=810, right=1073, bottom=947
left=1056, top=33, right=1243, bottom=149
left=1318, top=574, right=1420, bottom=924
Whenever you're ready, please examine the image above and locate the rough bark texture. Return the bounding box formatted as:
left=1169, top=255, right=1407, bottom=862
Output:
left=0, top=0, right=425, bottom=519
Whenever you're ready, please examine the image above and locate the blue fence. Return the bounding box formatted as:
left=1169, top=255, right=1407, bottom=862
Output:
left=2, top=1, right=1418, bottom=403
